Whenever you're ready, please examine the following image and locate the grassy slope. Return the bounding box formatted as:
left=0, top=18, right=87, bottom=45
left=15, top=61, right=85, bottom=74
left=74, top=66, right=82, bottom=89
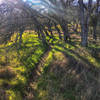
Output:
left=24, top=34, right=100, bottom=100
left=0, top=32, right=100, bottom=100
left=0, top=32, right=47, bottom=100
left=28, top=35, right=100, bottom=100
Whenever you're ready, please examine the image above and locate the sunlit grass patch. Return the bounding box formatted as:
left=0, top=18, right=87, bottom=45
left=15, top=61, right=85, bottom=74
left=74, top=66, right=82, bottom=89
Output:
left=0, top=33, right=47, bottom=99
left=52, top=39, right=100, bottom=68
left=6, top=90, right=22, bottom=100
left=13, top=65, right=26, bottom=73
left=38, top=90, right=48, bottom=99
left=42, top=51, right=53, bottom=73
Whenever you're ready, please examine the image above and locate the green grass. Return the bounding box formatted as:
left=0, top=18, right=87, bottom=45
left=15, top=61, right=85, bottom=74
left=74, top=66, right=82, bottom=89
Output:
left=31, top=35, right=100, bottom=100
left=0, top=32, right=100, bottom=100
left=0, top=32, right=47, bottom=100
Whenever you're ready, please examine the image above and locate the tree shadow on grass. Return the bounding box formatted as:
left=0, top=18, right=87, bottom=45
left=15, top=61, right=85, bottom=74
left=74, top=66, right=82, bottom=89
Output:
left=36, top=45, right=100, bottom=100
left=15, top=40, right=100, bottom=100
left=87, top=46, right=100, bottom=63
left=55, top=40, right=100, bottom=67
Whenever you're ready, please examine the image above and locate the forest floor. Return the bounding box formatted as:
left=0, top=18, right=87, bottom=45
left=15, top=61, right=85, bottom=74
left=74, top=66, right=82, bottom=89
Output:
left=0, top=33, right=100, bottom=100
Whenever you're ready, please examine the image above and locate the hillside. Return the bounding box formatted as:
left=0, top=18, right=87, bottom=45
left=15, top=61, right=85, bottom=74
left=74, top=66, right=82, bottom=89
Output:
left=0, top=1, right=100, bottom=100
left=0, top=32, right=100, bottom=100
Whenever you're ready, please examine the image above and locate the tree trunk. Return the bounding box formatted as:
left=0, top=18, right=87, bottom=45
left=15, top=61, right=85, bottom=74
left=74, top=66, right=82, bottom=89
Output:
left=60, top=21, right=69, bottom=42
left=79, top=0, right=92, bottom=46
left=93, top=25, right=97, bottom=40
left=93, top=0, right=99, bottom=40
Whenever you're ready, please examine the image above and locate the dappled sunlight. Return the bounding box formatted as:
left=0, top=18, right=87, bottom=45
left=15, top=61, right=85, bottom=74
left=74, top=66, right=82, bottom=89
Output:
left=6, top=90, right=22, bottom=100
left=16, top=74, right=26, bottom=84
left=0, top=33, right=47, bottom=99
left=38, top=90, right=48, bottom=99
